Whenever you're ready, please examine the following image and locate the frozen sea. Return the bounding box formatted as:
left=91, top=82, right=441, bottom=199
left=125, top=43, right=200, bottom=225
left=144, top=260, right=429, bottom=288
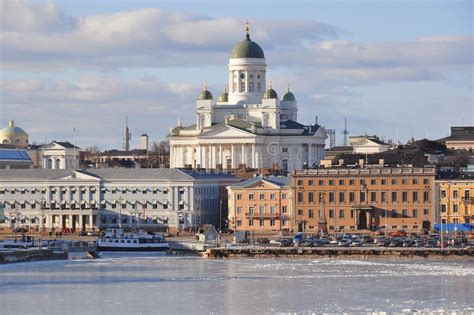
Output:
left=0, top=254, right=473, bottom=314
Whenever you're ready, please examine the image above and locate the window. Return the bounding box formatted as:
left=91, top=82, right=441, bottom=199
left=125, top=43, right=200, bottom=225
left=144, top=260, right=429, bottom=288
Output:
left=309, top=209, right=314, bottom=218
left=381, top=191, right=387, bottom=202
left=423, top=191, right=430, bottom=202
left=371, top=179, right=376, bottom=185
left=270, top=205, right=276, bottom=213
left=240, top=82, right=245, bottom=92
left=402, top=209, right=408, bottom=217
left=359, top=191, right=366, bottom=202
left=339, top=180, right=344, bottom=185
left=298, top=209, right=303, bottom=216
left=349, top=192, right=355, bottom=203
left=392, top=179, right=397, bottom=185
left=370, top=191, right=376, bottom=203
left=259, top=219, right=264, bottom=226
left=297, top=180, right=303, bottom=186
left=453, top=204, right=459, bottom=213
left=308, top=179, right=314, bottom=186
left=423, top=178, right=429, bottom=185
left=237, top=194, right=242, bottom=200
left=413, top=179, right=418, bottom=185
left=329, top=180, right=334, bottom=185
left=392, top=191, right=397, bottom=202
left=424, top=208, right=429, bottom=215
left=259, top=205, right=264, bottom=214
left=249, top=206, right=254, bottom=214
left=339, top=192, right=345, bottom=203
left=282, top=194, right=287, bottom=200
left=413, top=191, right=418, bottom=202
left=464, top=190, right=470, bottom=198
left=282, top=219, right=287, bottom=226
left=413, top=209, right=418, bottom=217
left=402, top=179, right=408, bottom=185
left=237, top=220, right=242, bottom=227
left=308, top=192, right=314, bottom=203
left=441, top=204, right=446, bottom=213
left=329, top=192, right=335, bottom=203
left=391, top=210, right=397, bottom=218
left=132, top=189, right=137, bottom=194
left=249, top=193, right=254, bottom=200
left=259, top=193, right=265, bottom=200
left=282, top=206, right=287, bottom=213
left=381, top=210, right=387, bottom=218
left=318, top=180, right=324, bottom=185
left=402, top=191, right=408, bottom=202
left=248, top=219, right=254, bottom=227
left=339, top=209, right=344, bottom=218
left=112, top=189, right=117, bottom=194
left=249, top=82, right=254, bottom=92
left=297, top=192, right=304, bottom=203
left=270, top=219, right=276, bottom=226
left=257, top=83, right=261, bottom=92
left=237, top=206, right=242, bottom=214
left=350, top=210, right=354, bottom=218
left=381, top=179, right=387, bottom=185
left=329, top=209, right=335, bottom=218
left=349, top=179, right=355, bottom=185
left=453, top=190, right=459, bottom=199
left=441, top=190, right=446, bottom=198
left=270, top=194, right=276, bottom=200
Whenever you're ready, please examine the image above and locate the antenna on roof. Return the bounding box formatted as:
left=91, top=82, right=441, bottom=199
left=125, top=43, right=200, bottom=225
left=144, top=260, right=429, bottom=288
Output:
left=342, top=117, right=349, bottom=146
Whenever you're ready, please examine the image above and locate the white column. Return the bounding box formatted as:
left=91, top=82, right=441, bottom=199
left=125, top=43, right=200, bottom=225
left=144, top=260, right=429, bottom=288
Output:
left=210, top=145, right=215, bottom=169
left=219, top=145, right=223, bottom=167
left=231, top=144, right=235, bottom=169
left=199, top=145, right=203, bottom=168
left=241, top=144, right=245, bottom=168
left=251, top=144, right=255, bottom=168
left=203, top=145, right=208, bottom=169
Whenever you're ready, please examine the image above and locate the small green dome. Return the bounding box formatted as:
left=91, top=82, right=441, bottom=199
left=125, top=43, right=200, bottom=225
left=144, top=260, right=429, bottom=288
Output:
left=263, top=88, right=278, bottom=99
left=282, top=91, right=296, bottom=102
left=218, top=92, right=228, bottom=102
left=198, top=87, right=213, bottom=100
left=231, top=34, right=265, bottom=59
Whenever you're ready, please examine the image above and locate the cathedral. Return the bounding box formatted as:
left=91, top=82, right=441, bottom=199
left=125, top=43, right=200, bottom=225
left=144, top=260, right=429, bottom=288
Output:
left=169, top=23, right=327, bottom=172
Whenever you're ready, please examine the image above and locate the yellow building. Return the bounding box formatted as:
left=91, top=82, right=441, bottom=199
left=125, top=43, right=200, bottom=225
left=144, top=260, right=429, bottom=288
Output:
left=437, top=180, right=473, bottom=224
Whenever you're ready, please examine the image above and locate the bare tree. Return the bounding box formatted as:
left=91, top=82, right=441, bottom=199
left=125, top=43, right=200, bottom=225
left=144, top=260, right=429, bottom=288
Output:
left=148, top=140, right=170, bottom=168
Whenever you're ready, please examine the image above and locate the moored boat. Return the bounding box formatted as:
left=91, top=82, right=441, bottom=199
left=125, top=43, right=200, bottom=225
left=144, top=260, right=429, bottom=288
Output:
left=97, top=228, right=169, bottom=252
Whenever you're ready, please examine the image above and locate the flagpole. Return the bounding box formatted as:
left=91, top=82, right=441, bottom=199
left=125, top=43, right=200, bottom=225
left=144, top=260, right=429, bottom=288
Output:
left=73, top=127, right=76, bottom=169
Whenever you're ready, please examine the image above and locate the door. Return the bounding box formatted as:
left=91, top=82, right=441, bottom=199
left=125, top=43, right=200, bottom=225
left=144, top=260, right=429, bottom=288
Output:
left=358, top=211, right=368, bottom=230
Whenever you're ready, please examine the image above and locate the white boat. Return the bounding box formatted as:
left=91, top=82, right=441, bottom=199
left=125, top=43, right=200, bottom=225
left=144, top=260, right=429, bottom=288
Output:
left=97, top=228, right=169, bottom=252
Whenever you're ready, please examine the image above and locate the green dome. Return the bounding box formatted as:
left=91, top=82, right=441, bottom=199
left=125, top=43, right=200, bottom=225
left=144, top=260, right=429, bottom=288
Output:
left=282, top=91, right=296, bottom=102
left=198, top=88, right=213, bottom=100
left=218, top=92, right=228, bottom=102
left=231, top=34, right=265, bottom=59
left=263, top=88, right=278, bottom=99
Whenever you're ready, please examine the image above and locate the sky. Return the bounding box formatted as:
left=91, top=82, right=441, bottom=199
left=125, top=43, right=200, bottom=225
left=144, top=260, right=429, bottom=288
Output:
left=0, top=0, right=473, bottom=150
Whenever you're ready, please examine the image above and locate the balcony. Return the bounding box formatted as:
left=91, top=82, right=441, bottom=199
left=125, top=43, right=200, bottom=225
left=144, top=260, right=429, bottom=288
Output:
left=245, top=213, right=280, bottom=219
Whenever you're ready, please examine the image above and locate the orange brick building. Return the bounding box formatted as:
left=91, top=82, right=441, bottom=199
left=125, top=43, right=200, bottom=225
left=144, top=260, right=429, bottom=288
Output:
left=292, top=167, right=436, bottom=233
left=227, top=176, right=292, bottom=233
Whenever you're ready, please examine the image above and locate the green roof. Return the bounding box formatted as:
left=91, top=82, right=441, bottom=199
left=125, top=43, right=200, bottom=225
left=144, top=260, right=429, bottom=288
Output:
left=198, top=89, right=213, bottom=100
left=263, top=88, right=278, bottom=99
left=218, top=92, right=228, bottom=102
left=230, top=34, right=265, bottom=59
left=282, top=91, right=296, bottom=102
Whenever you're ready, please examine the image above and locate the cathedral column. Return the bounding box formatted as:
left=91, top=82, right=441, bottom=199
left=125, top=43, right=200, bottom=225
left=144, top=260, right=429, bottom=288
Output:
left=231, top=144, right=235, bottom=169
left=219, top=145, right=223, bottom=167
left=251, top=144, right=255, bottom=168
left=203, top=145, right=207, bottom=169
left=241, top=144, right=245, bottom=168
left=199, top=145, right=203, bottom=168
left=211, top=145, right=216, bottom=169
left=308, top=144, right=313, bottom=164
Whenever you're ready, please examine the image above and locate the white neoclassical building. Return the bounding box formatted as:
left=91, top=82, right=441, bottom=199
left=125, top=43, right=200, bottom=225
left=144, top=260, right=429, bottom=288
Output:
left=0, top=169, right=238, bottom=233
left=169, top=24, right=327, bottom=172
left=42, top=141, right=81, bottom=170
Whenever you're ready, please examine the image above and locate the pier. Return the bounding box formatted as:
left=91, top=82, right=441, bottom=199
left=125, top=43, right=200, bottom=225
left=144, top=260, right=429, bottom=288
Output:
left=202, top=246, right=474, bottom=258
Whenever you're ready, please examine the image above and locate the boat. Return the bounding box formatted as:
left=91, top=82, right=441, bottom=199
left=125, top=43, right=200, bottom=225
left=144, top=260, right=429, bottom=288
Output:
left=97, top=228, right=169, bottom=252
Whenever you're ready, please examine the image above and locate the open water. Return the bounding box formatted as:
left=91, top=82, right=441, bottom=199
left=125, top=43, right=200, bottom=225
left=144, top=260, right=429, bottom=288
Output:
left=0, top=253, right=473, bottom=314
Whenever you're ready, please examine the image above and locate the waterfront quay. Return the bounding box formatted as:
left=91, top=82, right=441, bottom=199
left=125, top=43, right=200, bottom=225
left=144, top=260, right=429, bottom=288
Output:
left=203, top=245, right=474, bottom=259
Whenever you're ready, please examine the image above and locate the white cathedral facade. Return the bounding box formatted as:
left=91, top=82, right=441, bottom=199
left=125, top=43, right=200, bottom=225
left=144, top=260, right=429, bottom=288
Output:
left=169, top=24, right=327, bottom=172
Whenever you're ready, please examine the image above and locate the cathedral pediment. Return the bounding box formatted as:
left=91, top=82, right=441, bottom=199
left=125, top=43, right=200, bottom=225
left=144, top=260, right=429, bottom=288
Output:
left=199, top=124, right=256, bottom=139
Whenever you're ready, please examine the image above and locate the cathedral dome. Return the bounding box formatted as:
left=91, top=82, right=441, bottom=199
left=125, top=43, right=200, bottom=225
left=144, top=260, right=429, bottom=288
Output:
left=0, top=120, right=29, bottom=147
left=263, top=82, right=278, bottom=99
left=198, top=85, right=213, bottom=100
left=218, top=87, right=229, bottom=102
left=282, top=86, right=296, bottom=102
left=230, top=22, right=265, bottom=59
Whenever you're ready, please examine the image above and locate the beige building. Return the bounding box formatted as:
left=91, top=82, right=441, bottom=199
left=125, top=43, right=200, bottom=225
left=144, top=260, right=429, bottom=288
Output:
left=436, top=179, right=473, bottom=224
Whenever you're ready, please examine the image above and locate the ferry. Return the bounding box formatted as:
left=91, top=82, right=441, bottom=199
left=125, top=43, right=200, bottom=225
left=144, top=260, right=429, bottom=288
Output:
left=97, top=228, right=169, bottom=252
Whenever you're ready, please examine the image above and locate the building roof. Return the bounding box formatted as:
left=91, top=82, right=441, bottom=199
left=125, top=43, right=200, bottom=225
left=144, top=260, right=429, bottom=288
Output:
left=0, top=121, right=28, bottom=139
left=99, top=149, right=148, bottom=156
left=0, top=169, right=75, bottom=180
left=263, top=87, right=278, bottom=99
left=230, top=175, right=291, bottom=188
left=282, top=91, right=296, bottom=102
left=230, top=33, right=265, bottom=59
left=0, top=149, right=32, bottom=162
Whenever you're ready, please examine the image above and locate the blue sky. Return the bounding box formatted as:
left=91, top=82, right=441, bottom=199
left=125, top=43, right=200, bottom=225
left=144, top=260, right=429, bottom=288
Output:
left=1, top=0, right=472, bottom=149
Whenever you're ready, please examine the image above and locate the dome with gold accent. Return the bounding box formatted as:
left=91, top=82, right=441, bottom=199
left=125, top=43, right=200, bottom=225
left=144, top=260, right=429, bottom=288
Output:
left=0, top=120, right=29, bottom=147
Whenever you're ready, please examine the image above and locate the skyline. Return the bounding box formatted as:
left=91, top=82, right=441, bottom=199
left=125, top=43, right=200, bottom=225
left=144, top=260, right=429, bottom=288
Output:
left=1, top=0, right=473, bottom=150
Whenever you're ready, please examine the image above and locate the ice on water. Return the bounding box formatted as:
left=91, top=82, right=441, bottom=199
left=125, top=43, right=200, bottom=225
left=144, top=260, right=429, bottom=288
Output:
left=0, top=254, right=473, bottom=314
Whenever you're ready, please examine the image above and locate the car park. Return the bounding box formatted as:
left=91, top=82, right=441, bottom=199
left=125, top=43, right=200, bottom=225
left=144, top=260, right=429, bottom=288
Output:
left=338, top=239, right=351, bottom=247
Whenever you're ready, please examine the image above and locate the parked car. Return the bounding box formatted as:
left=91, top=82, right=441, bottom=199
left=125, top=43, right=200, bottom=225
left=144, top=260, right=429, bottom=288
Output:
left=280, top=238, right=293, bottom=247
left=388, top=239, right=403, bottom=247
left=256, top=238, right=270, bottom=244
left=338, top=239, right=351, bottom=247
left=349, top=240, right=363, bottom=247
left=299, top=239, right=315, bottom=247
left=402, top=239, right=413, bottom=247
